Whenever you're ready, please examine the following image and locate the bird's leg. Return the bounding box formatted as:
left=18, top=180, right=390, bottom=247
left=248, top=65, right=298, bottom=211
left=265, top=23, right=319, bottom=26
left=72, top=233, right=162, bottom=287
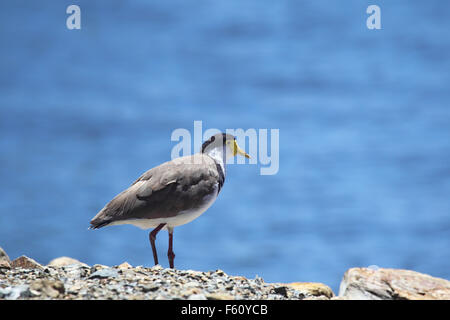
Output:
left=167, top=227, right=175, bottom=268
left=149, top=223, right=166, bottom=266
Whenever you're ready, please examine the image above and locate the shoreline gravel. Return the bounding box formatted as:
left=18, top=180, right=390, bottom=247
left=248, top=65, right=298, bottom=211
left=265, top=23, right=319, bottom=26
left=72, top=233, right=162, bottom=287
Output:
left=1, top=251, right=449, bottom=300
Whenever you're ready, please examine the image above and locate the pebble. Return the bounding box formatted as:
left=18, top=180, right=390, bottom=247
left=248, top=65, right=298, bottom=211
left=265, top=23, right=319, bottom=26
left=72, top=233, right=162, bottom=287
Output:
left=89, top=268, right=119, bottom=279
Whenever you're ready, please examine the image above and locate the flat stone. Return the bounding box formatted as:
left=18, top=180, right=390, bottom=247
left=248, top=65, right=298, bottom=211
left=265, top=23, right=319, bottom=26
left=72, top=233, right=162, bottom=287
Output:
left=11, top=255, right=43, bottom=270
left=285, top=282, right=334, bottom=298
left=48, top=257, right=88, bottom=268
left=339, top=267, right=450, bottom=300
left=89, top=268, right=119, bottom=279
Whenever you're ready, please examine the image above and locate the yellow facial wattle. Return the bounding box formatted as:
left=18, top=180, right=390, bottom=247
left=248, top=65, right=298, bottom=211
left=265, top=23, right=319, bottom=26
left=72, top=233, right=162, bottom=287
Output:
left=232, top=140, right=250, bottom=158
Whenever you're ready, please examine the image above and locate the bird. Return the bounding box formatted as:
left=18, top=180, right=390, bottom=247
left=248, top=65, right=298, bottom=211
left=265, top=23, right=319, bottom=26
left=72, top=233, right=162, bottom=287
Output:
left=89, top=133, right=250, bottom=268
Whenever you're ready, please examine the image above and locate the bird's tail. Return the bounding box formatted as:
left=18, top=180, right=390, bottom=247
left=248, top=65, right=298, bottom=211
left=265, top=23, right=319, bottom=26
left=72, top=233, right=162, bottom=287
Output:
left=89, top=218, right=112, bottom=230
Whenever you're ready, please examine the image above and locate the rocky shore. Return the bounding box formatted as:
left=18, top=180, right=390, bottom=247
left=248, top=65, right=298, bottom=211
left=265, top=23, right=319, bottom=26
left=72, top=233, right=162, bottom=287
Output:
left=1, top=247, right=449, bottom=300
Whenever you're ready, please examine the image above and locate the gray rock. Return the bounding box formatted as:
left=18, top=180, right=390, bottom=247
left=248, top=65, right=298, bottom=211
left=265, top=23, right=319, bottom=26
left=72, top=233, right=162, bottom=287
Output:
left=89, top=268, right=119, bottom=279
left=339, top=267, right=450, bottom=300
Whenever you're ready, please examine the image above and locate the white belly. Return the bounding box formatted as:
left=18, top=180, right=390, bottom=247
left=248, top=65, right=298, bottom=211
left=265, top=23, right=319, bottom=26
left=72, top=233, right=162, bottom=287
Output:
left=109, top=185, right=219, bottom=230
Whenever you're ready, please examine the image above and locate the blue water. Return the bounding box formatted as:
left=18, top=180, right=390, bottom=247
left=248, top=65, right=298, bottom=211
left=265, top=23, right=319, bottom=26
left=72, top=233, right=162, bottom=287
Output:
left=1, top=1, right=449, bottom=293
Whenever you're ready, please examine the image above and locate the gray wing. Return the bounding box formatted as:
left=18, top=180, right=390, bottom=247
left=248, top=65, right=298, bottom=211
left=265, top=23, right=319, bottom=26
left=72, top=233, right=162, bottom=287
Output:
left=90, top=154, right=220, bottom=229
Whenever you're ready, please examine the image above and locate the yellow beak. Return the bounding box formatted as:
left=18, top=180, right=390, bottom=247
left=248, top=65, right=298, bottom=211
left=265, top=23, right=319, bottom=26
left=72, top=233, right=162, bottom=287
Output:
left=233, top=140, right=251, bottom=158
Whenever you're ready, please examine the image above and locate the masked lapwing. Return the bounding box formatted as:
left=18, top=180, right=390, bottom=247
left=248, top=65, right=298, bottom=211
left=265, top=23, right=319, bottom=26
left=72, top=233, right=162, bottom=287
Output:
left=90, top=133, right=250, bottom=268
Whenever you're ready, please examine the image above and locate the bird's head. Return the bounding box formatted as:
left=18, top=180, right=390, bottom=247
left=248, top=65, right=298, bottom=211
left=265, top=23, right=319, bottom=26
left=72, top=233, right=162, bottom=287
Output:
left=202, top=133, right=250, bottom=159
